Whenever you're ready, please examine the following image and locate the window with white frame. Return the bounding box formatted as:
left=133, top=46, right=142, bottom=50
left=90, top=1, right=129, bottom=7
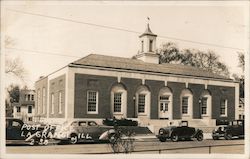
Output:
left=28, top=105, right=32, bottom=113
left=59, top=91, right=63, bottom=114
left=220, top=99, right=227, bottom=116
left=136, top=85, right=150, bottom=116
left=180, top=89, right=193, bottom=118
left=182, top=97, right=189, bottom=114
left=201, top=97, right=207, bottom=115
left=138, top=94, right=146, bottom=113
left=17, top=106, right=21, bottom=113
left=87, top=91, right=98, bottom=113
left=111, top=84, right=127, bottom=116
left=114, top=93, right=122, bottom=112
left=51, top=93, right=54, bottom=114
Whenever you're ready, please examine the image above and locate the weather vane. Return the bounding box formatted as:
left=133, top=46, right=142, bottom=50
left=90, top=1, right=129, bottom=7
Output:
left=147, top=17, right=150, bottom=24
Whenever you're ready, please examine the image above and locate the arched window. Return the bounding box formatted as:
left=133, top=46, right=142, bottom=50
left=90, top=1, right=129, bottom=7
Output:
left=200, top=90, right=212, bottom=118
left=158, top=87, right=173, bottom=119
left=111, top=84, right=127, bottom=118
left=180, top=89, right=193, bottom=119
left=136, top=85, right=150, bottom=117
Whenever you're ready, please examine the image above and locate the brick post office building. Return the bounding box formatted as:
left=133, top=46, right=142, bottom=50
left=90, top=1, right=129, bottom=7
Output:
left=35, top=24, right=239, bottom=127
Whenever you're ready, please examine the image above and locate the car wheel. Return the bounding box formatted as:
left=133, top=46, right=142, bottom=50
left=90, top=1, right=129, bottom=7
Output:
left=196, top=133, right=203, bottom=141
left=225, top=132, right=233, bottom=140
left=69, top=134, right=78, bottom=144
left=171, top=133, right=179, bottom=142
left=159, top=137, right=166, bottom=142
left=212, top=136, right=219, bottom=140
left=108, top=133, right=116, bottom=144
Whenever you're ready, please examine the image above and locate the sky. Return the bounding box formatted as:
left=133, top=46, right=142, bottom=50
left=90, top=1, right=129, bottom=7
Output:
left=1, top=1, right=249, bottom=89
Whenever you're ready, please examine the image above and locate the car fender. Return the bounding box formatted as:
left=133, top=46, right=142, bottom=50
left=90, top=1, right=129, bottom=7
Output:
left=99, top=129, right=115, bottom=140
left=194, top=129, right=203, bottom=137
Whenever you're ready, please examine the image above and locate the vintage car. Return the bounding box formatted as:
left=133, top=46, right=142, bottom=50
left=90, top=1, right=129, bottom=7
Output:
left=157, top=121, right=203, bottom=142
left=212, top=120, right=244, bottom=140
left=6, top=118, right=55, bottom=145
left=53, top=119, right=115, bottom=144
left=103, top=118, right=138, bottom=126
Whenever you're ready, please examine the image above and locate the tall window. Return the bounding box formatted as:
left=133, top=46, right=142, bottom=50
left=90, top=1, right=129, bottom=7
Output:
left=59, top=91, right=62, bottom=114
left=28, top=105, right=32, bottom=113
left=31, top=95, right=34, bottom=101
left=138, top=94, right=146, bottom=113
left=114, top=93, right=122, bottom=112
left=17, top=106, right=21, bottom=113
left=149, top=40, right=153, bottom=52
left=182, top=97, right=189, bottom=114
left=37, top=89, right=40, bottom=114
left=28, top=94, right=30, bottom=101
left=111, top=84, right=127, bottom=116
left=201, top=97, right=208, bottom=115
left=42, top=88, right=46, bottom=114
left=87, top=91, right=98, bottom=113
left=51, top=93, right=54, bottom=114
left=141, top=41, right=144, bottom=52
left=159, top=95, right=169, bottom=111
left=220, top=99, right=227, bottom=116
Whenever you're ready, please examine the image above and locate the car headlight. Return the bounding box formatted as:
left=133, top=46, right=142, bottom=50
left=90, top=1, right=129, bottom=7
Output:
left=159, top=129, right=164, bottom=135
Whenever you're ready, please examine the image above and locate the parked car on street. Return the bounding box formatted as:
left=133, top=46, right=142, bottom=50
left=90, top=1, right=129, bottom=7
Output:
left=157, top=121, right=203, bottom=142
left=103, top=118, right=138, bottom=126
left=53, top=119, right=115, bottom=144
left=6, top=118, right=55, bottom=145
left=212, top=120, right=244, bottom=140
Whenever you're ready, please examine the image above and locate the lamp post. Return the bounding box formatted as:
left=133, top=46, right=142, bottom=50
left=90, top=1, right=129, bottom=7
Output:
left=199, top=98, right=202, bottom=119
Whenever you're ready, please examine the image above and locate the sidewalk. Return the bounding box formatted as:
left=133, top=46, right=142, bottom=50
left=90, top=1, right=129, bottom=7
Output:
left=134, top=133, right=213, bottom=141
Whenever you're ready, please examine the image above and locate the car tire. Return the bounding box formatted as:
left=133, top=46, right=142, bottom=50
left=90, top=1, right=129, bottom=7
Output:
left=171, top=133, right=179, bottom=142
left=196, top=133, right=203, bottom=141
left=159, top=137, right=166, bottom=142
left=225, top=132, right=233, bottom=140
left=212, top=136, right=219, bottom=140
left=69, top=134, right=78, bottom=144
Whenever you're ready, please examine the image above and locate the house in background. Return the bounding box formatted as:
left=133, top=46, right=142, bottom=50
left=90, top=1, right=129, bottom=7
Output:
left=35, top=24, right=239, bottom=129
left=13, top=89, right=35, bottom=122
left=238, top=98, right=244, bottom=120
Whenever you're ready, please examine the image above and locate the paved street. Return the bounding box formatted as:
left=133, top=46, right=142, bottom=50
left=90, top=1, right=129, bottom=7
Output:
left=6, top=139, right=244, bottom=154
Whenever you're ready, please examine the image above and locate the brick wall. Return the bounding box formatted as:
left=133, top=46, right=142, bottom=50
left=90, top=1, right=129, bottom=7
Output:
left=73, top=74, right=236, bottom=121
left=74, top=74, right=117, bottom=118
left=208, top=85, right=235, bottom=120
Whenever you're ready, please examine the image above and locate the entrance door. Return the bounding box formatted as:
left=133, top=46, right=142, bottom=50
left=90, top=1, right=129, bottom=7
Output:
left=159, top=95, right=170, bottom=119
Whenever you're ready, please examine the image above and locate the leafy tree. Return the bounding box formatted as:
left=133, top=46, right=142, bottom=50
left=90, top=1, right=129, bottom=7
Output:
left=158, top=42, right=230, bottom=77
left=238, top=52, right=245, bottom=71
left=232, top=52, right=245, bottom=98
left=158, top=42, right=182, bottom=64
left=7, top=84, right=20, bottom=103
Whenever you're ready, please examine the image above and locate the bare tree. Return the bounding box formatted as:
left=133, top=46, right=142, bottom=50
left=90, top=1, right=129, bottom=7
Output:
left=5, top=57, right=27, bottom=81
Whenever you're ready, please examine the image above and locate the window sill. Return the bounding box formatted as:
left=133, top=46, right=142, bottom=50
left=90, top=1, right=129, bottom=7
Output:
left=87, top=112, right=98, bottom=114
left=138, top=113, right=147, bottom=116
left=113, top=112, right=123, bottom=115
left=220, top=115, right=227, bottom=117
